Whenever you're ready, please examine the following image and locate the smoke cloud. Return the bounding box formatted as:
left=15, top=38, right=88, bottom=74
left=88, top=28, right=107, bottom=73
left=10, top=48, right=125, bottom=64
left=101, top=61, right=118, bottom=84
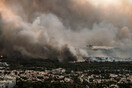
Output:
left=0, top=0, right=132, bottom=61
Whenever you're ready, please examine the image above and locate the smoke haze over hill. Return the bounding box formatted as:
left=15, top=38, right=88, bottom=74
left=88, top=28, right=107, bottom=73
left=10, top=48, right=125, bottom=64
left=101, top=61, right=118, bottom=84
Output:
left=0, top=0, right=132, bottom=61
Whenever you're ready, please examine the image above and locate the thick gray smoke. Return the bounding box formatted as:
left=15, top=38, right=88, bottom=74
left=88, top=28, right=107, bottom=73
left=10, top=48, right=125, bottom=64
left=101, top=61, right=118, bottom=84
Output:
left=0, top=0, right=132, bottom=61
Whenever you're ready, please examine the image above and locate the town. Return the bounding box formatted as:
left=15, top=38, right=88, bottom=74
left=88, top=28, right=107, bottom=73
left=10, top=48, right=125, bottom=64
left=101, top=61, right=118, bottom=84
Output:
left=0, top=58, right=131, bottom=88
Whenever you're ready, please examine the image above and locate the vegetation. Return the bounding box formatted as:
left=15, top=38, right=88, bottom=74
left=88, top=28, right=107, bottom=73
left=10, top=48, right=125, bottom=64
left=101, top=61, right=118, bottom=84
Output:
left=14, top=80, right=86, bottom=88
left=14, top=80, right=132, bottom=88
left=3, top=58, right=132, bottom=72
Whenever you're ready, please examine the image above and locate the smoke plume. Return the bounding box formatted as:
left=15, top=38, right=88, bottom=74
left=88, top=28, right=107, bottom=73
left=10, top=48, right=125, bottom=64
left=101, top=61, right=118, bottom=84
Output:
left=0, top=0, right=132, bottom=61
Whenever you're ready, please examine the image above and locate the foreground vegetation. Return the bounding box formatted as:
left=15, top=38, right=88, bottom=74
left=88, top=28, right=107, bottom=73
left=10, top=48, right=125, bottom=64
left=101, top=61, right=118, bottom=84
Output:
left=14, top=80, right=132, bottom=88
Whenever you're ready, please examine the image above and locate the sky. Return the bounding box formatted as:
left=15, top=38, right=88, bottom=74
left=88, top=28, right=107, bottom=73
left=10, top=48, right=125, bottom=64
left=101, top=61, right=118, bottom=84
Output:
left=0, top=0, right=132, bottom=61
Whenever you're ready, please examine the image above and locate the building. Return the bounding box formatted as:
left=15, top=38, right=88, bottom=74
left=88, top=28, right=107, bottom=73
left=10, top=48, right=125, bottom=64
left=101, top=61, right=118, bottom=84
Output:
left=0, top=76, right=16, bottom=88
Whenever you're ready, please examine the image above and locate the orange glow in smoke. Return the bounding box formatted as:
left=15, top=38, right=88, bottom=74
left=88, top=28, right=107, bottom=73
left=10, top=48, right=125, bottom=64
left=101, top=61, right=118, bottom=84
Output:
left=0, top=0, right=20, bottom=27
left=1, top=56, right=3, bottom=58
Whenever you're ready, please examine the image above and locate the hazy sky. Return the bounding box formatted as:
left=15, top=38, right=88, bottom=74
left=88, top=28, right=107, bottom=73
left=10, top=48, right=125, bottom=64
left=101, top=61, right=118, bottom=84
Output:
left=0, top=0, right=132, bottom=61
